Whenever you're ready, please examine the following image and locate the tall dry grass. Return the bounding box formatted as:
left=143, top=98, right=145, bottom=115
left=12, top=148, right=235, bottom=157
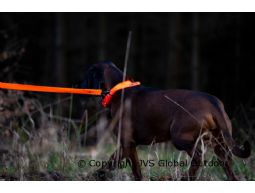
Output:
left=0, top=90, right=254, bottom=180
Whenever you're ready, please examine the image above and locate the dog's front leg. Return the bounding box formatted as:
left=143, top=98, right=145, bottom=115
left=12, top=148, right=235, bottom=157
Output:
left=101, top=147, right=124, bottom=170
left=102, top=146, right=142, bottom=180
left=124, top=147, right=142, bottom=181
left=94, top=147, right=124, bottom=180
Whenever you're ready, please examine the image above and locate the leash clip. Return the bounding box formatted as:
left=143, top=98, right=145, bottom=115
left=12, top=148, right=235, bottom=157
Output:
left=101, top=90, right=110, bottom=97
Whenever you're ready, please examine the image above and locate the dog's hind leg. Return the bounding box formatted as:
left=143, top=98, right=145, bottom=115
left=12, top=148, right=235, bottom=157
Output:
left=186, top=147, right=202, bottom=180
left=214, top=142, right=237, bottom=180
left=172, top=137, right=202, bottom=180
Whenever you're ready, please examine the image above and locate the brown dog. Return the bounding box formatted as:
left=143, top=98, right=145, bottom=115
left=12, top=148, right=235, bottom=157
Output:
left=83, top=61, right=251, bottom=180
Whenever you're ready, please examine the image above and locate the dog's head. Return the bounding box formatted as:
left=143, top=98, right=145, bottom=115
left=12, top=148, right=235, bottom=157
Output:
left=81, top=61, right=123, bottom=90
left=81, top=62, right=107, bottom=90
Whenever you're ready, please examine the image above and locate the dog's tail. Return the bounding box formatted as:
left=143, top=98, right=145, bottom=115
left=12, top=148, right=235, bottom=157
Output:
left=214, top=101, right=251, bottom=159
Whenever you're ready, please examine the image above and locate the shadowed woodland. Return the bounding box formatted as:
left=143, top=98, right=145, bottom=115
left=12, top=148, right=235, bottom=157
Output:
left=0, top=13, right=254, bottom=180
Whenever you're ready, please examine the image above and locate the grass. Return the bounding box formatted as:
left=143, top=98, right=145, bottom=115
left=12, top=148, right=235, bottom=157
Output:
left=1, top=141, right=254, bottom=180
left=0, top=90, right=254, bottom=181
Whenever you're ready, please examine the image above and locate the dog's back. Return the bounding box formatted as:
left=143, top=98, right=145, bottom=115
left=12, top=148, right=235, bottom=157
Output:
left=112, top=88, right=219, bottom=144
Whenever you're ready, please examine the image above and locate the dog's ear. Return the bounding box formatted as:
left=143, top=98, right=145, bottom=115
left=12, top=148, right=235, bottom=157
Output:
left=126, top=75, right=134, bottom=82
left=82, top=67, right=105, bottom=89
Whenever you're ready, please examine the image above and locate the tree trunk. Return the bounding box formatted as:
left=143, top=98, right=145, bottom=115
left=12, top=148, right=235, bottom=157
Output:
left=191, top=13, right=200, bottom=90
left=54, top=13, right=66, bottom=86
left=98, top=13, right=107, bottom=61
left=54, top=13, right=67, bottom=117
left=166, top=13, right=182, bottom=88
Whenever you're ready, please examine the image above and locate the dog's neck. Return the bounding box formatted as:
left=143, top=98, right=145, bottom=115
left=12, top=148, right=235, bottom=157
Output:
left=103, top=65, right=124, bottom=90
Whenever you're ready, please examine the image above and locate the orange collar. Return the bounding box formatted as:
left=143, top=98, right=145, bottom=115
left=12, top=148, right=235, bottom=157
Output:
left=101, top=80, right=141, bottom=107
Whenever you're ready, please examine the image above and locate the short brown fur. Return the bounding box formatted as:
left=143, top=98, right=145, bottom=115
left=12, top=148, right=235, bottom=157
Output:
left=83, top=62, right=251, bottom=180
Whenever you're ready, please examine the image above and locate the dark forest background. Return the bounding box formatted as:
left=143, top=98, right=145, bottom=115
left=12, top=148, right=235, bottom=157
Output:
left=0, top=12, right=255, bottom=181
left=0, top=13, right=255, bottom=116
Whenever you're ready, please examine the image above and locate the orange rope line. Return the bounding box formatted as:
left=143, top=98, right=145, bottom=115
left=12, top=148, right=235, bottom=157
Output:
left=0, top=82, right=102, bottom=95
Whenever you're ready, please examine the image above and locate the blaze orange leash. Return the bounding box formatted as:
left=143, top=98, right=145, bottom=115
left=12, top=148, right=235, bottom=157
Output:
left=0, top=82, right=102, bottom=95
left=0, top=80, right=141, bottom=107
